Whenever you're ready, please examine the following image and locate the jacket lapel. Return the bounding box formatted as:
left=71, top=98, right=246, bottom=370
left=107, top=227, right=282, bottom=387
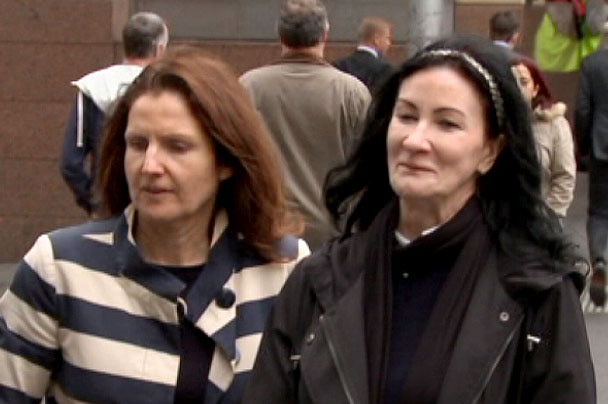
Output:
left=189, top=223, right=240, bottom=360
left=438, top=252, right=524, bottom=404
left=301, top=275, right=369, bottom=404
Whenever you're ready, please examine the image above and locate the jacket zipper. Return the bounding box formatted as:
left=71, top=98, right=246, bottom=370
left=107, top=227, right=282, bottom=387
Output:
left=320, top=315, right=359, bottom=404
left=472, top=316, right=524, bottom=404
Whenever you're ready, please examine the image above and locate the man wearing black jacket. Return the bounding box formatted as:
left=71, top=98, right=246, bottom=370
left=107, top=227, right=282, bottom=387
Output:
left=575, top=34, right=608, bottom=307
left=333, top=16, right=395, bottom=93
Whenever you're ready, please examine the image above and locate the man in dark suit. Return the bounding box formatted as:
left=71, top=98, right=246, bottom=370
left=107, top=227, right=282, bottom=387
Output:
left=489, top=10, right=520, bottom=50
left=575, top=34, right=608, bottom=307
left=489, top=10, right=521, bottom=61
left=333, top=16, right=395, bottom=92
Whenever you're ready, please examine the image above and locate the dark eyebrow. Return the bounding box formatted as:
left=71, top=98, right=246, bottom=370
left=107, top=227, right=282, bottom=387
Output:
left=434, top=107, right=466, bottom=118
left=395, top=98, right=465, bottom=118
left=124, top=131, right=144, bottom=138
left=394, top=98, right=417, bottom=110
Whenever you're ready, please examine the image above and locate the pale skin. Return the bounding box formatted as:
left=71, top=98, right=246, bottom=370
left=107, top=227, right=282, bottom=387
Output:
left=124, top=90, right=232, bottom=266
left=371, top=26, right=392, bottom=55
left=512, top=63, right=539, bottom=106
left=508, top=32, right=521, bottom=49
left=386, top=67, right=503, bottom=239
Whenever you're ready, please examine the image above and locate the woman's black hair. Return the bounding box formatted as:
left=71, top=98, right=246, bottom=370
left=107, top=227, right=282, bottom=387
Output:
left=324, top=34, right=573, bottom=262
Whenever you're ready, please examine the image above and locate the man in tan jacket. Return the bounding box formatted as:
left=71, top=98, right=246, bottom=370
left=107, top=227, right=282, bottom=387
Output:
left=240, top=0, right=371, bottom=250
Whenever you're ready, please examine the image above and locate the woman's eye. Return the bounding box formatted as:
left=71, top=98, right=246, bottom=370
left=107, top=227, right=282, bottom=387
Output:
left=126, top=137, right=147, bottom=151
left=398, top=113, right=416, bottom=123
left=168, top=141, right=190, bottom=153
left=438, top=120, right=460, bottom=130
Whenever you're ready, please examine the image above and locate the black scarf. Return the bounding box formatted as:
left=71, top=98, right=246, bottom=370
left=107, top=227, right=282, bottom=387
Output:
left=364, top=197, right=492, bottom=403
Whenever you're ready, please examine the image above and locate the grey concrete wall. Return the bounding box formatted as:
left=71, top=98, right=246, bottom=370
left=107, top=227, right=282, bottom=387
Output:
left=406, top=0, right=455, bottom=56
left=133, top=0, right=412, bottom=42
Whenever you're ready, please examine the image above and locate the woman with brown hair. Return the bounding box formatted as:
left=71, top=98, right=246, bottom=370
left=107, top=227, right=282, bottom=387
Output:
left=0, top=45, right=307, bottom=403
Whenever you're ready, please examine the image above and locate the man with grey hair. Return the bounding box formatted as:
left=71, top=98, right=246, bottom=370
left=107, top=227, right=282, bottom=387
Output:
left=60, top=12, right=169, bottom=215
left=240, top=0, right=371, bottom=250
left=333, top=16, right=395, bottom=91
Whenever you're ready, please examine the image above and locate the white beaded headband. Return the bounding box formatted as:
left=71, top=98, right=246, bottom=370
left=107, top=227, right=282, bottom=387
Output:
left=418, top=49, right=505, bottom=129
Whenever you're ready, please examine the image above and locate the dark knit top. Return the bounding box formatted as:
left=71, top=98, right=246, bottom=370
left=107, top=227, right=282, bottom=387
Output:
left=378, top=197, right=488, bottom=403
left=161, top=264, right=215, bottom=403
left=382, top=233, right=460, bottom=403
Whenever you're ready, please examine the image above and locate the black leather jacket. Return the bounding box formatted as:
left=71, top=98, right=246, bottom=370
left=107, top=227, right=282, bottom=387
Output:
left=243, top=211, right=595, bottom=404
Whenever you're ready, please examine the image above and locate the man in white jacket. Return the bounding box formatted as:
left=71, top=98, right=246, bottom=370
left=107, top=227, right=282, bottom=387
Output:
left=60, top=12, right=168, bottom=215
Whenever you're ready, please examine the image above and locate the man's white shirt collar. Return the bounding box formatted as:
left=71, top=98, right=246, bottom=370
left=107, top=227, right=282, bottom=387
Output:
left=357, top=45, right=379, bottom=58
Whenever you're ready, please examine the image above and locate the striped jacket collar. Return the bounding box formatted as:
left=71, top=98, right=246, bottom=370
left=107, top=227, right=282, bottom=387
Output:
left=114, top=205, right=265, bottom=363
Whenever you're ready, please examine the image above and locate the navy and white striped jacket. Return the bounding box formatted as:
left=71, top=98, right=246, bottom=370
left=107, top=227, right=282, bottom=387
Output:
left=0, top=206, right=309, bottom=403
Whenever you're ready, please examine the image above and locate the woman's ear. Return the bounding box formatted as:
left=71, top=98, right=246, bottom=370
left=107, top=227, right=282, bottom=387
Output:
left=478, top=134, right=505, bottom=175
left=218, top=165, right=233, bottom=181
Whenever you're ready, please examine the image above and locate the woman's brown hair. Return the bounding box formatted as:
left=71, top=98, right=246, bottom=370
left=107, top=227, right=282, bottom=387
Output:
left=97, top=45, right=303, bottom=260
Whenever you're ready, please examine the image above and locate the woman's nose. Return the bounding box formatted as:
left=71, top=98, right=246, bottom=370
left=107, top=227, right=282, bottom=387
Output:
left=141, top=145, right=163, bottom=173
left=401, top=121, right=431, bottom=150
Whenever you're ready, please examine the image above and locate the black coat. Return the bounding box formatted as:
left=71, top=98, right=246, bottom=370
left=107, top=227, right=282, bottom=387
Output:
left=575, top=49, right=608, bottom=216
left=243, top=207, right=595, bottom=404
left=575, top=49, right=608, bottom=163
left=333, top=50, right=395, bottom=93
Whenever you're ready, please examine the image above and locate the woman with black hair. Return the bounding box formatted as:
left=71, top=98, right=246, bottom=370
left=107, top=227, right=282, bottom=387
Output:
left=243, top=35, right=595, bottom=403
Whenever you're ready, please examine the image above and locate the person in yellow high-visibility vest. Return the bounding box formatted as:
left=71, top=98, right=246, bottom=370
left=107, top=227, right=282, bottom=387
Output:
left=534, top=0, right=605, bottom=72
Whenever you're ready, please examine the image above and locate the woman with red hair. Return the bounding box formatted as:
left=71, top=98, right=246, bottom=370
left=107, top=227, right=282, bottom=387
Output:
left=512, top=56, right=576, bottom=218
